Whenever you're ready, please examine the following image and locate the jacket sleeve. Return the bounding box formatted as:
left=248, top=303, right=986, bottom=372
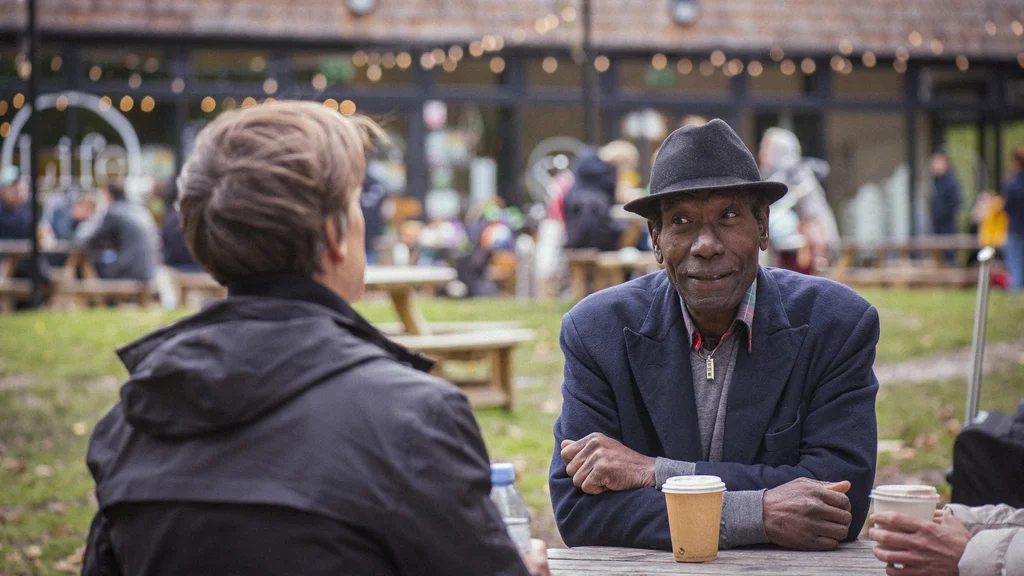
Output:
left=81, top=511, right=122, bottom=576
left=947, top=504, right=1024, bottom=576
left=692, top=305, right=880, bottom=542
left=549, top=313, right=673, bottom=549
left=387, top=388, right=530, bottom=576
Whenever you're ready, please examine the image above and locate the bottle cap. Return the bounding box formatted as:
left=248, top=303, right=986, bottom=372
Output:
left=491, top=463, right=516, bottom=485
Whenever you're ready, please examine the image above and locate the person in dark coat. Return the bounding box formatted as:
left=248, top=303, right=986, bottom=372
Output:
left=360, top=171, right=389, bottom=264
left=77, top=181, right=158, bottom=281
left=82, top=102, right=543, bottom=576
left=0, top=166, right=32, bottom=241
left=930, top=152, right=963, bottom=235
left=550, top=120, right=878, bottom=551
left=159, top=188, right=199, bottom=272
left=1003, top=145, right=1024, bottom=292
left=563, top=152, right=628, bottom=251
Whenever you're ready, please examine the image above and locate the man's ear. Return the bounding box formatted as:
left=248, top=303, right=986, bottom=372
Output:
left=648, top=221, right=663, bottom=265
left=323, top=217, right=348, bottom=264
left=758, top=205, right=770, bottom=251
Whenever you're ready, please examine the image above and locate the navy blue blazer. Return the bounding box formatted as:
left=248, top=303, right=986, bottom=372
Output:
left=549, top=267, right=879, bottom=549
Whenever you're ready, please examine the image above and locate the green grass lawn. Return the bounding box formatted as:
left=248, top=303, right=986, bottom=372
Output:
left=0, top=289, right=1022, bottom=574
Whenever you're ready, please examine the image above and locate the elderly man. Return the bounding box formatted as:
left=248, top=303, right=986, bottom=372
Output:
left=549, top=119, right=878, bottom=551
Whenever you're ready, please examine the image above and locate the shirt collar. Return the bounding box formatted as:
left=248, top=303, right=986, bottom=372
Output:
left=679, top=278, right=757, bottom=353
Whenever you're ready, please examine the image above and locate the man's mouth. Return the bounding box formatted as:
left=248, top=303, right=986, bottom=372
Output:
left=688, top=272, right=733, bottom=282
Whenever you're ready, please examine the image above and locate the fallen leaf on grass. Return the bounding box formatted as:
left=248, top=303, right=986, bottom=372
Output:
left=72, top=422, right=88, bottom=436
left=2, top=458, right=27, bottom=475
left=25, top=545, right=41, bottom=559
left=938, top=405, right=955, bottom=420
left=7, top=551, right=24, bottom=563
left=894, top=448, right=919, bottom=461
left=45, top=500, right=67, bottom=514
left=912, top=433, right=938, bottom=450
left=52, top=546, right=84, bottom=573
left=34, top=465, right=54, bottom=478
left=945, top=419, right=962, bottom=436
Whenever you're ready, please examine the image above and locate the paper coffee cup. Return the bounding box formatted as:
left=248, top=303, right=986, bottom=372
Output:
left=870, top=485, right=940, bottom=521
left=662, top=475, right=727, bottom=563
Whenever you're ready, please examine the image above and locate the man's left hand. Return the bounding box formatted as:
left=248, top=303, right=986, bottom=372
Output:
left=868, top=510, right=973, bottom=576
left=560, top=433, right=656, bottom=495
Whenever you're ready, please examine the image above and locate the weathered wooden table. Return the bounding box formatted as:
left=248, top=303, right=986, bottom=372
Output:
left=363, top=265, right=457, bottom=336
left=548, top=541, right=883, bottom=575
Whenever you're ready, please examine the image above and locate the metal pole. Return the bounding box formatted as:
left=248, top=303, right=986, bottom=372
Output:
left=27, top=0, right=42, bottom=305
left=965, top=246, right=996, bottom=424
left=581, top=0, right=596, bottom=144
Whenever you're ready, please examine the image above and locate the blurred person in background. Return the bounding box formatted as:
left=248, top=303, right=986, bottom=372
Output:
left=563, top=150, right=627, bottom=251
left=0, top=166, right=53, bottom=297
left=0, top=166, right=31, bottom=241
left=759, top=128, right=840, bottom=274
left=930, top=151, right=963, bottom=236
left=76, top=180, right=158, bottom=281
left=360, top=170, right=390, bottom=265
left=870, top=504, right=1023, bottom=576
left=82, top=102, right=547, bottom=576
left=599, top=140, right=642, bottom=204
left=160, top=183, right=199, bottom=273
left=1004, top=145, right=1024, bottom=292
left=971, top=190, right=1011, bottom=289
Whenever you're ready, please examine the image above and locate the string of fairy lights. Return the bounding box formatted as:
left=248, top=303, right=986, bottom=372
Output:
left=0, top=8, right=1022, bottom=138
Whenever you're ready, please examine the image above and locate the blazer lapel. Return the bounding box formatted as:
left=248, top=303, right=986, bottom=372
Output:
left=625, top=275, right=702, bottom=463
left=724, top=268, right=808, bottom=464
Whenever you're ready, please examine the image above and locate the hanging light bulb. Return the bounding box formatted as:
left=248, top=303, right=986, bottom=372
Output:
left=862, top=52, right=877, bottom=68
left=677, top=58, right=693, bottom=74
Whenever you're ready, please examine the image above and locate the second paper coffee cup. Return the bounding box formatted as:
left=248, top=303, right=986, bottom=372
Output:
left=662, top=475, right=727, bottom=563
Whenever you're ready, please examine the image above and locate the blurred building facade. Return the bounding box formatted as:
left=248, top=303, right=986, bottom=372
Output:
left=1, top=0, right=1023, bottom=236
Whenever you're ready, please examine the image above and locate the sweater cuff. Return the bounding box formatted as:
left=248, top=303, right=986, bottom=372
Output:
left=720, top=490, right=770, bottom=549
left=654, top=457, right=696, bottom=488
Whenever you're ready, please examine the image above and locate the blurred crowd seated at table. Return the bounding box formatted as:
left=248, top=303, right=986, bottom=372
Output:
left=3, top=129, right=1023, bottom=308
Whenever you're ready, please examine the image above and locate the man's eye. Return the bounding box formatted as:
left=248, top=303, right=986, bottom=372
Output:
left=671, top=216, right=690, bottom=225
left=721, top=211, right=739, bottom=220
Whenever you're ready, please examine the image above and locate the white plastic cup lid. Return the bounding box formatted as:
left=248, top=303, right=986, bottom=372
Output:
left=870, top=484, right=940, bottom=501
left=662, top=475, right=727, bottom=494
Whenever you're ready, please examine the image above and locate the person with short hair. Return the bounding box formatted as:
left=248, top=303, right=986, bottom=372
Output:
left=550, top=120, right=878, bottom=552
left=930, top=151, right=963, bottom=236
left=81, top=102, right=543, bottom=576
left=76, top=180, right=158, bottom=281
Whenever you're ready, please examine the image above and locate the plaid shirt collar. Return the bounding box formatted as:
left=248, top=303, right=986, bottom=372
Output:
left=679, top=278, right=756, bottom=353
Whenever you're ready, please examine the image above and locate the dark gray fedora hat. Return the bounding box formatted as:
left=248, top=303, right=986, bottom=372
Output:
left=623, top=119, right=788, bottom=220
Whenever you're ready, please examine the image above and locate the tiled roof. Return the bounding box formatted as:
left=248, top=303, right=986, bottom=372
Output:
left=0, top=0, right=1021, bottom=60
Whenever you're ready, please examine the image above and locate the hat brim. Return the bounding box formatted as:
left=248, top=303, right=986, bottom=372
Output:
left=623, top=179, right=789, bottom=221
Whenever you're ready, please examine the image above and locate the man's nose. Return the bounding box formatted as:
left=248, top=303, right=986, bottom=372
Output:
left=690, top=224, right=725, bottom=259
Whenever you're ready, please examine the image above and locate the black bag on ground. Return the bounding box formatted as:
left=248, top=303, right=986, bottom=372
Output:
left=950, top=400, right=1024, bottom=507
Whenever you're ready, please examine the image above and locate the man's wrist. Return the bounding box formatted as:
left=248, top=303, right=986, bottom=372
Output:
left=654, top=457, right=696, bottom=488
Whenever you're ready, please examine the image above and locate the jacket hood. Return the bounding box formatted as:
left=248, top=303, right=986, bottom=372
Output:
left=573, top=153, right=617, bottom=197
left=114, top=281, right=431, bottom=439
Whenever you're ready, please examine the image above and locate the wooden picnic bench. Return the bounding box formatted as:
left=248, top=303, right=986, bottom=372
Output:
left=830, top=235, right=981, bottom=289
left=365, top=265, right=533, bottom=409
left=172, top=270, right=226, bottom=305
left=549, top=540, right=884, bottom=575
left=391, top=328, right=535, bottom=409
left=566, top=249, right=661, bottom=299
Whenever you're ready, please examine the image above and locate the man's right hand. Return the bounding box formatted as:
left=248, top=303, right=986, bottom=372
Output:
left=763, top=478, right=853, bottom=551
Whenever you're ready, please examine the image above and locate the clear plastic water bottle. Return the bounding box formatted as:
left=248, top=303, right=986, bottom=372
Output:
left=490, top=463, right=531, bottom=558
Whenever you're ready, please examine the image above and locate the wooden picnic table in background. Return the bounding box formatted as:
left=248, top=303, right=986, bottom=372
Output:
left=829, top=234, right=981, bottom=288
left=549, top=541, right=883, bottom=575
left=364, top=264, right=533, bottom=409
left=363, top=265, right=456, bottom=336
left=566, top=249, right=661, bottom=299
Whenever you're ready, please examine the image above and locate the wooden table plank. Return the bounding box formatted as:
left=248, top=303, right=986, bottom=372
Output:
left=363, top=265, right=457, bottom=336
left=548, top=541, right=884, bottom=575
